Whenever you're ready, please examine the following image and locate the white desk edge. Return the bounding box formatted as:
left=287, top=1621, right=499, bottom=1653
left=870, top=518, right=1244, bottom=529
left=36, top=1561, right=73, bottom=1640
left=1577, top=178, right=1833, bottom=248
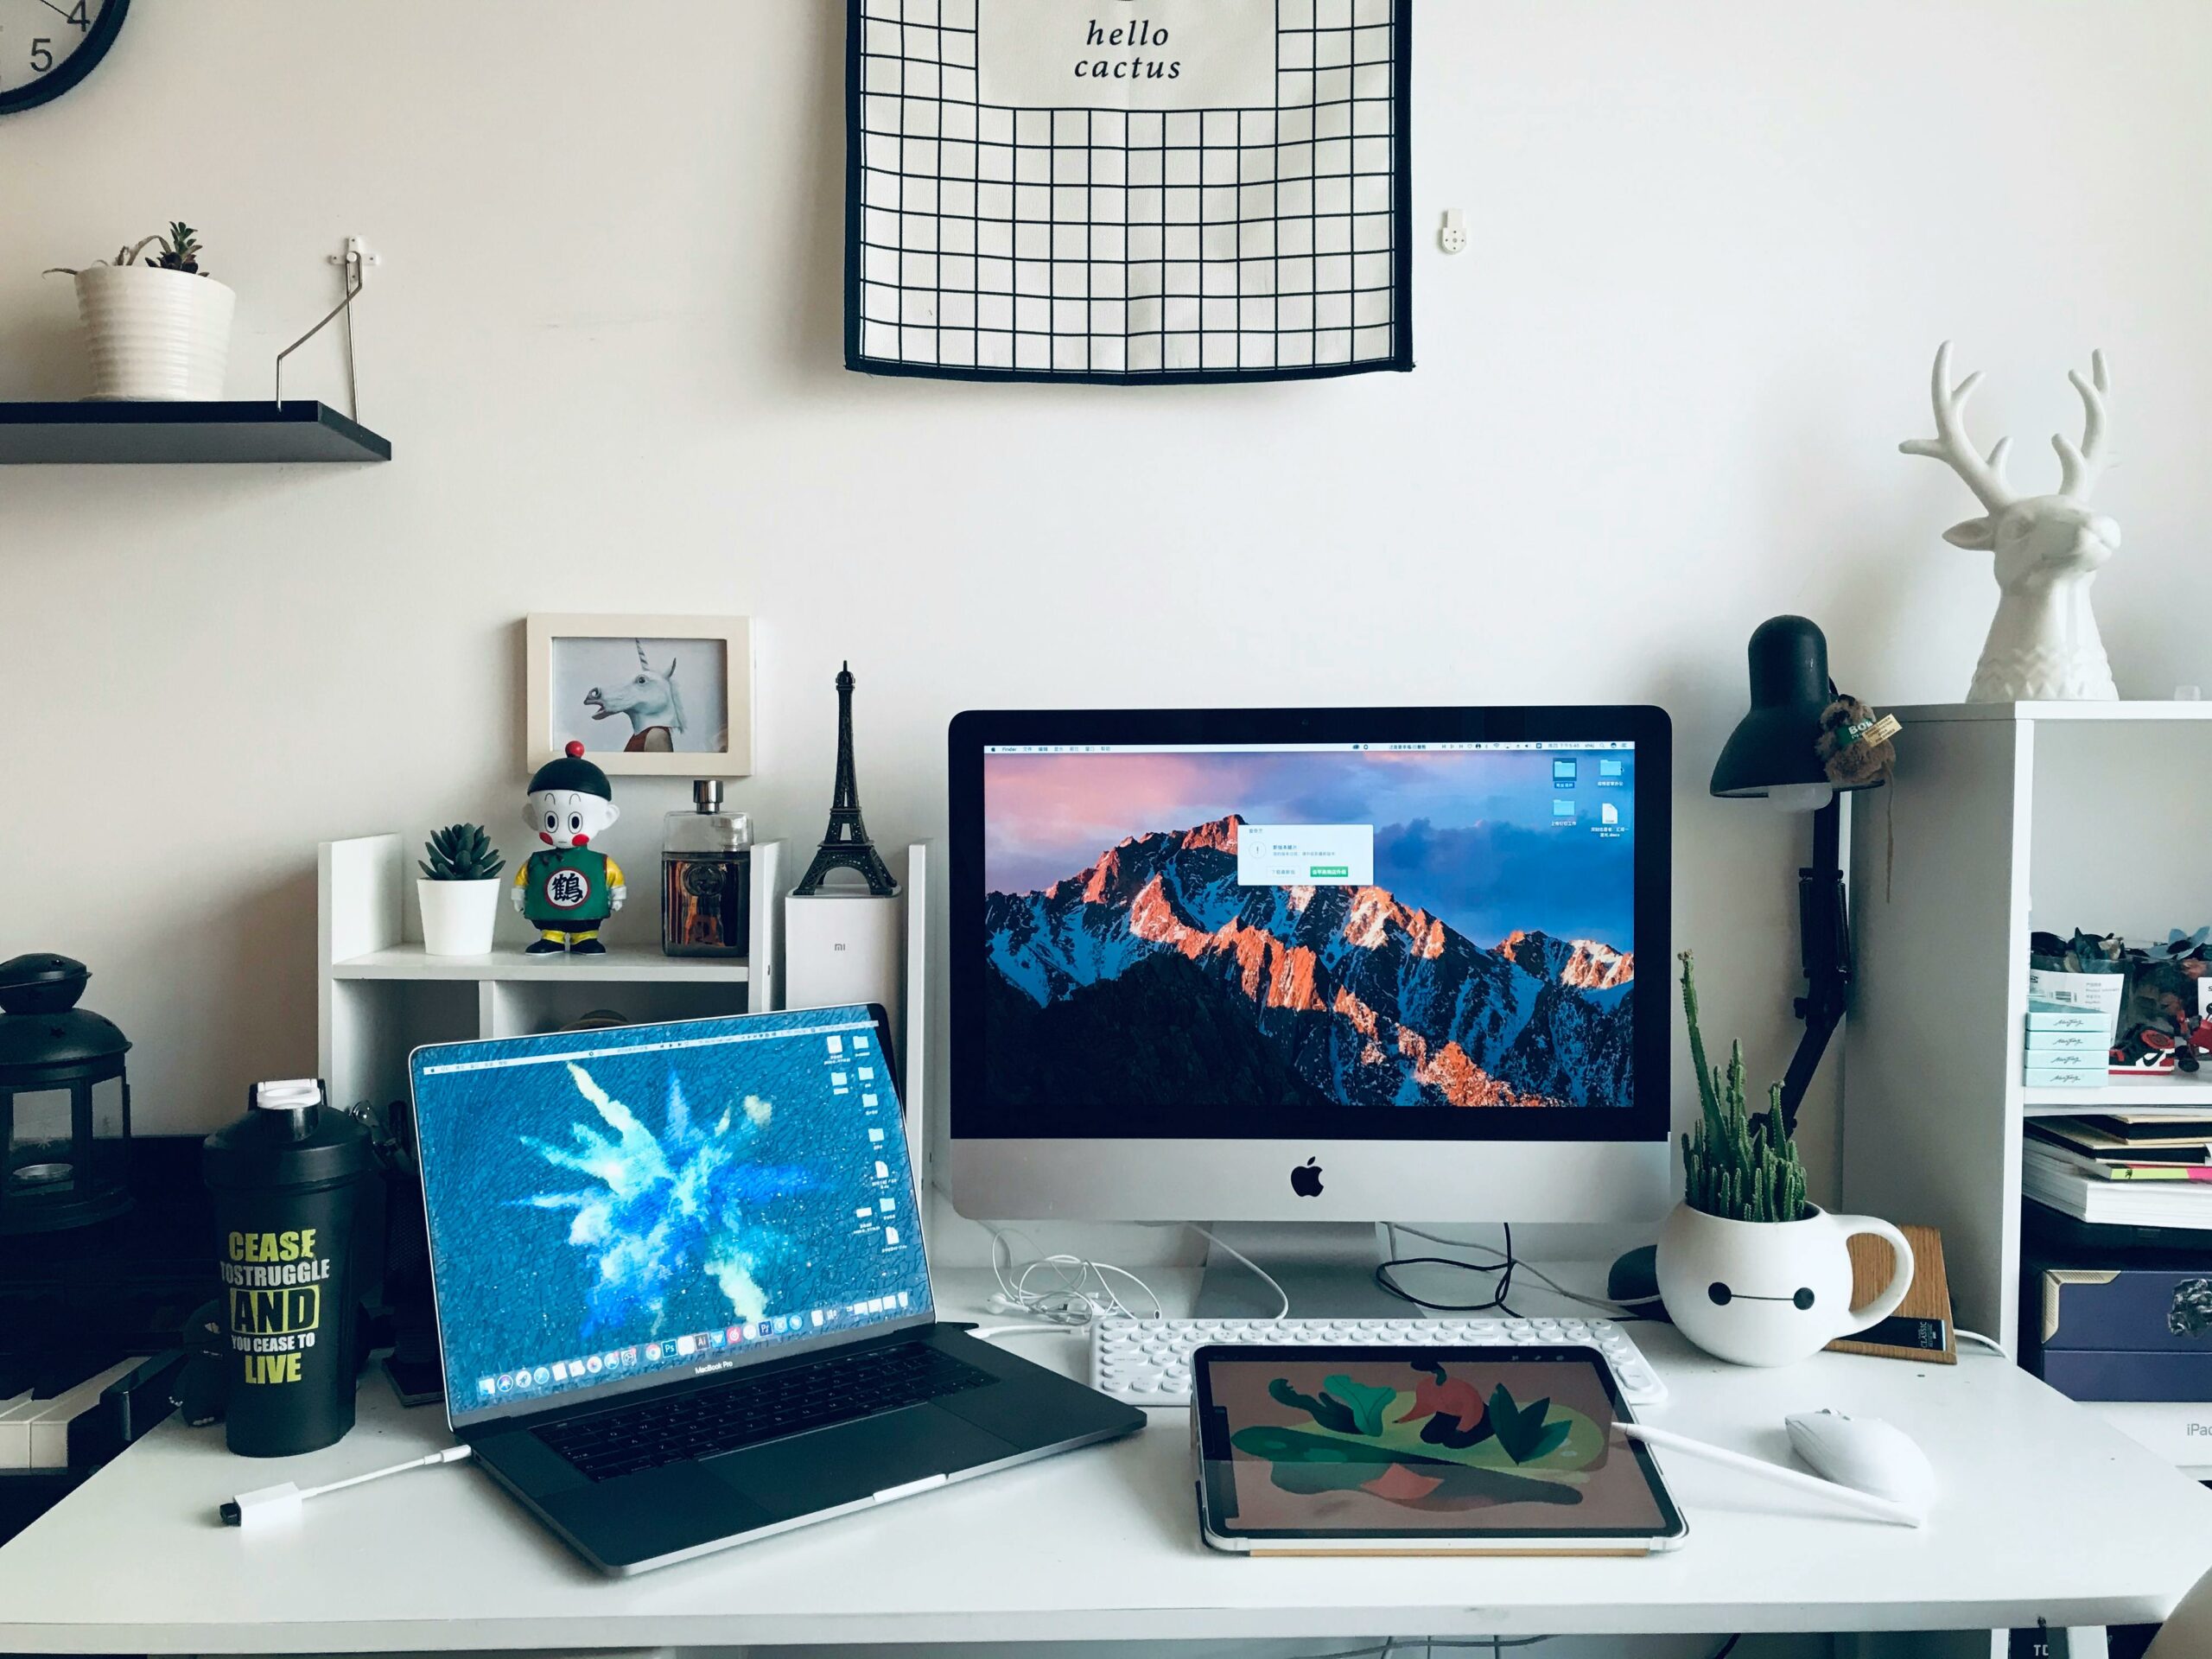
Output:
left=0, top=1268, right=2205, bottom=1650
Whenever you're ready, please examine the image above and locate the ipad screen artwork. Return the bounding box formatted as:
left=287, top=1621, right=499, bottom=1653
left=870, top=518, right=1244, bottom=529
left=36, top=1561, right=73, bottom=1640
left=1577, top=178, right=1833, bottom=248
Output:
left=1198, top=1351, right=1677, bottom=1540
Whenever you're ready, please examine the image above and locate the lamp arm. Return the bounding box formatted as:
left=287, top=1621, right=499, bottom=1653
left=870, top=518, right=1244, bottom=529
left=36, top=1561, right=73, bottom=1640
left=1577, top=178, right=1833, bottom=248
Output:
left=1778, top=796, right=1852, bottom=1137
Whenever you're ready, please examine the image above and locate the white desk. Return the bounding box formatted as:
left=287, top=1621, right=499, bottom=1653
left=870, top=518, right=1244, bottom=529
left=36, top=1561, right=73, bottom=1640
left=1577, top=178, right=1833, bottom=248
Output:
left=1, top=1270, right=2208, bottom=1651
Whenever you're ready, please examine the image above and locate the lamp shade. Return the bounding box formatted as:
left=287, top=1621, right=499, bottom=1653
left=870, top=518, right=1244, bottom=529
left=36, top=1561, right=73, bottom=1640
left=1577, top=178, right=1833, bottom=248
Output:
left=1711, top=615, right=1873, bottom=800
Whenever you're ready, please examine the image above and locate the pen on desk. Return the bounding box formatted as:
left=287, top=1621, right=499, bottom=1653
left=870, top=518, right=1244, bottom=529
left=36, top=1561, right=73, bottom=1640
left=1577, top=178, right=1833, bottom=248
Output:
left=1614, top=1421, right=1924, bottom=1529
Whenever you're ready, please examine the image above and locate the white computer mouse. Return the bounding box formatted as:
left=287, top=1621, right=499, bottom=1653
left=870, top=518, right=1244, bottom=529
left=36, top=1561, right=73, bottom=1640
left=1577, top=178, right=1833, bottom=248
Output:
left=1785, top=1409, right=1936, bottom=1511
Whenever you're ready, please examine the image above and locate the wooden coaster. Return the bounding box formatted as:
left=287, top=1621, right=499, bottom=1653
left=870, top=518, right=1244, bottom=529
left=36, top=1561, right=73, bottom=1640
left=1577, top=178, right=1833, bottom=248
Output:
left=1826, top=1223, right=1955, bottom=1363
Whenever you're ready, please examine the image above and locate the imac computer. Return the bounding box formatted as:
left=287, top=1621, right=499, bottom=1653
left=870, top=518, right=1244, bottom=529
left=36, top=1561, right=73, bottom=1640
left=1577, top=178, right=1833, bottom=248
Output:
left=946, top=707, right=1672, bottom=1308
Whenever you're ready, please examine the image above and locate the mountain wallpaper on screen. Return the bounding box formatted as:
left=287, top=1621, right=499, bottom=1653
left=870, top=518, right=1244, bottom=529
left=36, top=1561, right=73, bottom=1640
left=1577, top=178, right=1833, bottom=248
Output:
left=984, top=816, right=1633, bottom=1111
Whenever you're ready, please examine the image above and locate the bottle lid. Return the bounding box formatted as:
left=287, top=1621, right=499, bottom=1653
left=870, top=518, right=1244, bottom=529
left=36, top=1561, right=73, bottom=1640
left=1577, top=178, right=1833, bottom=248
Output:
left=251, top=1078, right=324, bottom=1112
left=204, top=1080, right=376, bottom=1191
left=694, top=779, right=722, bottom=811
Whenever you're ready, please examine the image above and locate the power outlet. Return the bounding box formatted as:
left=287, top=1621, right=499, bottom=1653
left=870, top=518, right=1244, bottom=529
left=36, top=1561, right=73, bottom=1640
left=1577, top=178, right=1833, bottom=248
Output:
left=1439, top=209, right=1467, bottom=255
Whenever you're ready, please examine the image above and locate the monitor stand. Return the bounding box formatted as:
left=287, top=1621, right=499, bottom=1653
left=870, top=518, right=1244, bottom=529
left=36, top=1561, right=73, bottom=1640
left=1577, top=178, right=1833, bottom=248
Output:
left=1192, top=1222, right=1410, bottom=1320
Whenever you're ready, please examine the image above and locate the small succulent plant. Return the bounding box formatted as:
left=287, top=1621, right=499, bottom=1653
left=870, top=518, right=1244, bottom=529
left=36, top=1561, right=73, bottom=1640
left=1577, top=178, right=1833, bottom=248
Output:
left=420, top=823, right=505, bottom=883
left=45, top=221, right=213, bottom=278
left=1678, top=950, right=1809, bottom=1224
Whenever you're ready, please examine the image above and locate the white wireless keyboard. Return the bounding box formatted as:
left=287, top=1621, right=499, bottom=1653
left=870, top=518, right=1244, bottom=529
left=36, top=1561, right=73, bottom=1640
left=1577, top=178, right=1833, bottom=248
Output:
left=1088, top=1315, right=1667, bottom=1408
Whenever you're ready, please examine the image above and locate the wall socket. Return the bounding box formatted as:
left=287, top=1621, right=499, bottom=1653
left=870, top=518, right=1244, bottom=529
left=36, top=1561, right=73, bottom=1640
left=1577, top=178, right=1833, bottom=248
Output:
left=1439, top=209, right=1467, bottom=255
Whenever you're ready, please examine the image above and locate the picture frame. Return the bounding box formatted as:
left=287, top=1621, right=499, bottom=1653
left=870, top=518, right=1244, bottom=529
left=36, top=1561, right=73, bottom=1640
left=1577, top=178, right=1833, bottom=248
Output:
left=525, top=614, right=753, bottom=779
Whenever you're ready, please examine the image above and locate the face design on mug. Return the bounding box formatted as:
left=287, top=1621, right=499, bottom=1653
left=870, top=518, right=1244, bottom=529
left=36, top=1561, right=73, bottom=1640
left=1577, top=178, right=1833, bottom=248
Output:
left=1706, top=1280, right=1819, bottom=1313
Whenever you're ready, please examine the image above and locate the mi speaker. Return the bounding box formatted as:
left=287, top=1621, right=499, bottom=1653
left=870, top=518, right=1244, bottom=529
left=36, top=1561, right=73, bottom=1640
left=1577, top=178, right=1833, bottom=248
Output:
left=785, top=889, right=903, bottom=1035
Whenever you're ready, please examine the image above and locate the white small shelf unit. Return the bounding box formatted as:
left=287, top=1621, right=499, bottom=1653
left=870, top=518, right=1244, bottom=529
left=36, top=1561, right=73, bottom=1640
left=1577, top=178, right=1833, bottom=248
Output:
left=1841, top=701, right=2212, bottom=1353
left=317, top=833, right=785, bottom=1118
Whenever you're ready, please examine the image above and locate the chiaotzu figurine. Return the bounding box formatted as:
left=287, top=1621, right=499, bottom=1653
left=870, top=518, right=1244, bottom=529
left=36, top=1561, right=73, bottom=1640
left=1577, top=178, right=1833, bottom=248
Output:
left=513, top=741, right=625, bottom=954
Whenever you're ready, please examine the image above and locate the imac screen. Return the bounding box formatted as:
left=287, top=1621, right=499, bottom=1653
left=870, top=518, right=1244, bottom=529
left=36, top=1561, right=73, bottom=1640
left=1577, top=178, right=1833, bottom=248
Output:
left=978, top=741, right=1639, bottom=1131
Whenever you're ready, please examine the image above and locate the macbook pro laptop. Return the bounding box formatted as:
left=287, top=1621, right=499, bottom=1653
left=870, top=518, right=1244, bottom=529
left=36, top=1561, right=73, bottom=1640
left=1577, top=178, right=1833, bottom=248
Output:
left=407, top=1004, right=1144, bottom=1575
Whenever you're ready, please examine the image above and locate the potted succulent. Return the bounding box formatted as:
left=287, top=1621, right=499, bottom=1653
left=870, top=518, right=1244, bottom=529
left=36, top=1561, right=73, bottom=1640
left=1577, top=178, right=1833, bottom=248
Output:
left=1654, top=952, right=1916, bottom=1367
left=417, top=825, right=505, bottom=957
left=45, top=223, right=234, bottom=400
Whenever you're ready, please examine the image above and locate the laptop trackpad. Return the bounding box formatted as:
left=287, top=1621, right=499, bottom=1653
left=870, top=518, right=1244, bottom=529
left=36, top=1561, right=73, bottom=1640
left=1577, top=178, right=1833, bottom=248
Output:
left=702, top=1402, right=1017, bottom=1523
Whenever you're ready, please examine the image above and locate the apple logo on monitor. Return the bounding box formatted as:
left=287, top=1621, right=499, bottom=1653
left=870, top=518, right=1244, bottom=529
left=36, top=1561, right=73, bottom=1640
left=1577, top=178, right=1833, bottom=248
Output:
left=1290, top=1158, right=1324, bottom=1198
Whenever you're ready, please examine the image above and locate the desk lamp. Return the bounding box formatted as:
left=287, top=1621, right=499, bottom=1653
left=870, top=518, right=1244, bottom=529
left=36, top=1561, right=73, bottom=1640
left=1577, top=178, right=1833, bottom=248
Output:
left=1611, top=615, right=1882, bottom=1308
left=1709, top=613, right=1883, bottom=1138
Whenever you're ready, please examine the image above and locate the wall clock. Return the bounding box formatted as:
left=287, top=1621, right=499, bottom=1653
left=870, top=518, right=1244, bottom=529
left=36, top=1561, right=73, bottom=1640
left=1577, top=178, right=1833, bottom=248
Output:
left=0, top=0, right=126, bottom=116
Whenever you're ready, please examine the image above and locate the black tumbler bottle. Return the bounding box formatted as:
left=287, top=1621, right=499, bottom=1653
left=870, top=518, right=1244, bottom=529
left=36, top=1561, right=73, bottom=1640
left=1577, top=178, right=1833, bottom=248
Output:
left=202, top=1079, right=376, bottom=1457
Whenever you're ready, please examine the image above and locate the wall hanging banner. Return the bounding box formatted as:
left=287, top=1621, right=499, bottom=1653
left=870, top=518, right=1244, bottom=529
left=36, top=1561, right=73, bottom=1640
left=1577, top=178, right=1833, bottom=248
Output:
left=846, top=0, right=1412, bottom=384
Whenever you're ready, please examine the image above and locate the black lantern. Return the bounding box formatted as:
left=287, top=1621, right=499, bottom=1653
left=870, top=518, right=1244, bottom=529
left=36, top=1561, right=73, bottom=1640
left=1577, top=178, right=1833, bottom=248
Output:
left=0, top=953, right=134, bottom=1234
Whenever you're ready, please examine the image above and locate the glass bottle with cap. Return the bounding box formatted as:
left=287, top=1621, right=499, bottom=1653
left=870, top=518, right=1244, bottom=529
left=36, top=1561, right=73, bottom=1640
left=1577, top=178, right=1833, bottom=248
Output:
left=201, top=1078, right=377, bottom=1456
left=662, top=779, right=753, bottom=957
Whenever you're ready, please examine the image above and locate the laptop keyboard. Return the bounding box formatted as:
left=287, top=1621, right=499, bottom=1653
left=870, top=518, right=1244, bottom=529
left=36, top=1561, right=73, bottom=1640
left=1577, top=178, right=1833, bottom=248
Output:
left=537, top=1343, right=995, bottom=1483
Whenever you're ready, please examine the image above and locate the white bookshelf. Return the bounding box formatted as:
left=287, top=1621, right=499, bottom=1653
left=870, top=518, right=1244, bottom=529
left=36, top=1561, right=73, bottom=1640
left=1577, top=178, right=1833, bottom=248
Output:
left=316, top=833, right=785, bottom=1119
left=1840, top=700, right=2212, bottom=1353
left=315, top=833, right=936, bottom=1194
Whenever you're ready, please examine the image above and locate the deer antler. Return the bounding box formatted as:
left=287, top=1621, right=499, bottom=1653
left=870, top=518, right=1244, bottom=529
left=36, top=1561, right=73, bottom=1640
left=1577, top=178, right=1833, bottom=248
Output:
left=1899, top=342, right=2017, bottom=512
left=2053, top=350, right=2112, bottom=500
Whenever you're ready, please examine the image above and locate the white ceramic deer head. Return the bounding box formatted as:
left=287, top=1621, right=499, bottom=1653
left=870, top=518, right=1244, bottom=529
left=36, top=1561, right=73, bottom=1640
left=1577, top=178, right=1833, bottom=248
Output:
left=1900, top=341, right=2120, bottom=702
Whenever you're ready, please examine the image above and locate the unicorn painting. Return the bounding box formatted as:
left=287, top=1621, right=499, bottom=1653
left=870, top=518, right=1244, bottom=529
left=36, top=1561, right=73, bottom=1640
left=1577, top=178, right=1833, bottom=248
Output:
left=584, top=640, right=687, bottom=753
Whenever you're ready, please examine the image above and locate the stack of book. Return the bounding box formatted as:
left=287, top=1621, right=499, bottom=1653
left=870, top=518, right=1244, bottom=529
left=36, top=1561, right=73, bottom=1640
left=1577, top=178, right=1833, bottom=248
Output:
left=2024, top=1116, right=2212, bottom=1227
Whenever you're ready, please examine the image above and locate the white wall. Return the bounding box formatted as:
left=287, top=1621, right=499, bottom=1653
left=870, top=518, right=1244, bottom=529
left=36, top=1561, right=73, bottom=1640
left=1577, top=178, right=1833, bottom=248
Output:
left=4, top=3, right=2209, bottom=1229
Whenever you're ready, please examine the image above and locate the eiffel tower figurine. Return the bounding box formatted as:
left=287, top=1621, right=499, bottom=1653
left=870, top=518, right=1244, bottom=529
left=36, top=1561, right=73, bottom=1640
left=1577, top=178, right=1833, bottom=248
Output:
left=794, top=662, right=899, bottom=896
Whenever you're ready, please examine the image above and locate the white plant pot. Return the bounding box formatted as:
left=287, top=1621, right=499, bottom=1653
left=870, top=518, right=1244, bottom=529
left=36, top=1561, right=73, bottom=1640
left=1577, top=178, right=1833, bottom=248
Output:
left=418, top=879, right=501, bottom=957
left=1654, top=1203, right=1915, bottom=1368
left=70, top=264, right=235, bottom=400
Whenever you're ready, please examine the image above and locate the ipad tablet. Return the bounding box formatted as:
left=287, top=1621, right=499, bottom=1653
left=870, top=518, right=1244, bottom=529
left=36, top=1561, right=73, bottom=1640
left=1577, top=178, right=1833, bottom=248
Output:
left=1192, top=1344, right=1688, bottom=1556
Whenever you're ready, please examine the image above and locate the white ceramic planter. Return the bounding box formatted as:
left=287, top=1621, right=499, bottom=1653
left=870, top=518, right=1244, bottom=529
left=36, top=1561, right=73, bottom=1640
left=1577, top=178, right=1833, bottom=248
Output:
left=418, top=879, right=501, bottom=957
left=1655, top=1203, right=1915, bottom=1368
left=71, top=264, right=235, bottom=400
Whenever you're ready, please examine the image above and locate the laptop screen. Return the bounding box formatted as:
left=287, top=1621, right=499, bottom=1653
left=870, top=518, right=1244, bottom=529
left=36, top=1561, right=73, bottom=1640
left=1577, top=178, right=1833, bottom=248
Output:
left=409, top=1006, right=932, bottom=1428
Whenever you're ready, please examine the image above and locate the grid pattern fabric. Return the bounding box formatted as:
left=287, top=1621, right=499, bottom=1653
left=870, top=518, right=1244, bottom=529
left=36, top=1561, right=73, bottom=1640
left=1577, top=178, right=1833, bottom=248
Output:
left=845, top=0, right=1412, bottom=384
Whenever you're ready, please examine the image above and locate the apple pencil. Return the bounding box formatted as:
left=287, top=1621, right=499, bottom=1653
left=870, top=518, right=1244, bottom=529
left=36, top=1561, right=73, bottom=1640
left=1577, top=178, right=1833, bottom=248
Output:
left=1615, top=1421, right=1923, bottom=1529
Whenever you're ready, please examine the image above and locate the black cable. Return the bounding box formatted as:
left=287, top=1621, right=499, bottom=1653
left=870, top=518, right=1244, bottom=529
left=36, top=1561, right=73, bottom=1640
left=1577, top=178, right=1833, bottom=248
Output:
left=1372, top=1223, right=1517, bottom=1315
left=1708, top=1636, right=1741, bottom=1659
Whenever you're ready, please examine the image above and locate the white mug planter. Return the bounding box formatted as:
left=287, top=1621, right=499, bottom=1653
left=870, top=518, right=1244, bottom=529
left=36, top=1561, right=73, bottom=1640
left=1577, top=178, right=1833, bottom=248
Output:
left=1655, top=1204, right=1915, bottom=1369
left=69, top=264, right=234, bottom=400
left=417, top=879, right=501, bottom=957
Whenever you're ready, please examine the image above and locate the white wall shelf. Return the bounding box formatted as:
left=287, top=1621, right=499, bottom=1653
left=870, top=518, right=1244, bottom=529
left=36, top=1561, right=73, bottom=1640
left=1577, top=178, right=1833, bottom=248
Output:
left=1842, top=702, right=2212, bottom=1353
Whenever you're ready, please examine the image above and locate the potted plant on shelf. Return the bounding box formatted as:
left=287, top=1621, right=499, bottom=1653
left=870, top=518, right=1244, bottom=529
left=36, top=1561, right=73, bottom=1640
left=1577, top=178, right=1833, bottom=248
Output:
left=1653, top=951, right=1916, bottom=1367
left=417, top=825, right=505, bottom=957
left=45, top=222, right=234, bottom=400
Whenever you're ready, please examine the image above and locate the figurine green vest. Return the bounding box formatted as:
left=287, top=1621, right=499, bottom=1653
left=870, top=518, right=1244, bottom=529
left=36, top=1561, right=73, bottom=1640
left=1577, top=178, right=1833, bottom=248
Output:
left=512, top=741, right=626, bottom=954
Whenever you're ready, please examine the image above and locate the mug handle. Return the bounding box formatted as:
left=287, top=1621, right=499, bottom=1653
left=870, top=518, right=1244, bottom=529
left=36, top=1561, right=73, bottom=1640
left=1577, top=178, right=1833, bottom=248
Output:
left=1831, top=1216, right=1916, bottom=1335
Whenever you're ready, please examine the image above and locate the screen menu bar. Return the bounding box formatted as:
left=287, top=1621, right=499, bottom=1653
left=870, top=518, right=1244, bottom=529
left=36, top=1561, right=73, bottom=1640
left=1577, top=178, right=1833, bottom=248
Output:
left=984, top=741, right=1636, bottom=755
